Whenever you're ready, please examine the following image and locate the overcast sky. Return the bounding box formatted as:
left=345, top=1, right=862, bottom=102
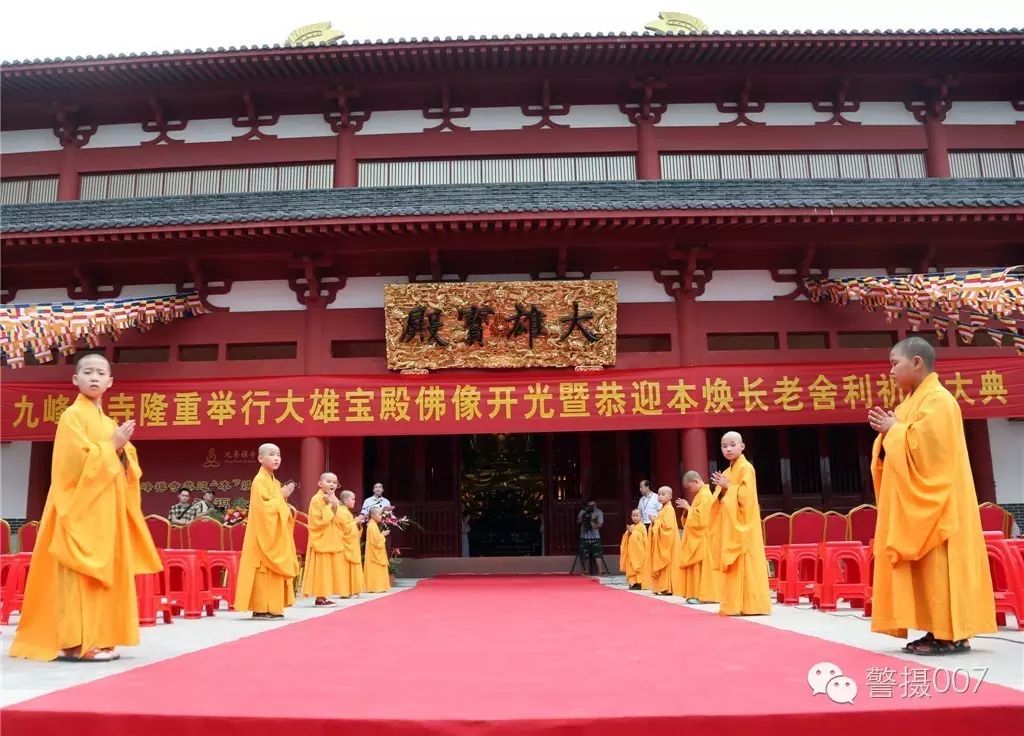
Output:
left=1, top=0, right=1020, bottom=62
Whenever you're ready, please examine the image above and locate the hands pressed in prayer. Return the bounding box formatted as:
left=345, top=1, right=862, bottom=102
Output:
left=112, top=420, right=136, bottom=451
left=868, top=407, right=897, bottom=436
left=281, top=482, right=296, bottom=498
left=674, top=498, right=690, bottom=510
left=711, top=471, right=729, bottom=490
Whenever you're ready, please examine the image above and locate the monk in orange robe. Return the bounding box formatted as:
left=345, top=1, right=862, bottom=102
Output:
left=649, top=486, right=678, bottom=595
left=620, top=508, right=650, bottom=590
left=712, top=432, right=771, bottom=616
left=10, top=353, right=162, bottom=662
left=301, top=472, right=347, bottom=606
left=868, top=336, right=996, bottom=655
left=338, top=490, right=365, bottom=596
left=675, top=470, right=720, bottom=604
left=363, top=507, right=390, bottom=593
left=234, top=444, right=299, bottom=618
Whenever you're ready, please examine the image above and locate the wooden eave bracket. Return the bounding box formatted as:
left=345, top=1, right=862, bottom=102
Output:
left=51, top=102, right=97, bottom=148
left=232, top=91, right=280, bottom=141
left=142, top=97, right=187, bottom=145
left=530, top=243, right=590, bottom=280
left=812, top=77, right=861, bottom=126
left=522, top=79, right=570, bottom=129
left=652, top=246, right=714, bottom=298
left=884, top=244, right=944, bottom=276
left=619, top=76, right=667, bottom=124
left=324, top=85, right=371, bottom=133
left=1, top=286, right=18, bottom=304
left=904, top=75, right=958, bottom=123
left=770, top=246, right=829, bottom=301
left=408, top=248, right=467, bottom=283
left=176, top=257, right=232, bottom=312
left=288, top=255, right=346, bottom=306
left=67, top=265, right=121, bottom=301
left=423, top=83, right=470, bottom=132
left=717, top=77, right=765, bottom=127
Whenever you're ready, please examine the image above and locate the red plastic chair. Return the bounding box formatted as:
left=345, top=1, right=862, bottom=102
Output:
left=293, top=521, right=310, bottom=591
left=185, top=518, right=228, bottom=550
left=229, top=522, right=247, bottom=552
left=979, top=503, right=1012, bottom=537
left=135, top=554, right=174, bottom=627
left=824, top=511, right=848, bottom=542
left=790, top=508, right=827, bottom=544
left=145, top=515, right=173, bottom=548
left=161, top=548, right=216, bottom=619
left=986, top=532, right=1024, bottom=630
left=762, top=513, right=789, bottom=593
left=812, top=542, right=870, bottom=611
left=777, top=508, right=826, bottom=605
left=0, top=520, right=11, bottom=555
left=16, top=521, right=40, bottom=554
left=207, top=550, right=241, bottom=610
left=0, top=552, right=32, bottom=624
left=847, top=504, right=878, bottom=546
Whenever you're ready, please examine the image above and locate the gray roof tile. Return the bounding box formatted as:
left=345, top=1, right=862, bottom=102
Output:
left=2, top=179, right=1022, bottom=234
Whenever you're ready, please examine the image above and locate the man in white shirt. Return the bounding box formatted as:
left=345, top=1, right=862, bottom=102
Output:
left=360, top=482, right=391, bottom=516
left=636, top=479, right=662, bottom=529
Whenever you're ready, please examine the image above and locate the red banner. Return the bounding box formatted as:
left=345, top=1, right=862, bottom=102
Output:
left=2, top=358, right=1021, bottom=441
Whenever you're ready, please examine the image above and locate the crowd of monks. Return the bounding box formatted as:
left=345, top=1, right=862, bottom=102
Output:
left=619, top=431, right=772, bottom=617
left=8, top=335, right=997, bottom=661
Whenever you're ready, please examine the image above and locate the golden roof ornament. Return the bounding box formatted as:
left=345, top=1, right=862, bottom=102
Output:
left=645, top=12, right=708, bottom=34
left=286, top=22, right=345, bottom=47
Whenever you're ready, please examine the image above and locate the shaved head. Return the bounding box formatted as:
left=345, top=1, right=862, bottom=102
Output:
left=319, top=472, right=338, bottom=483
left=682, top=470, right=703, bottom=484
left=74, top=352, right=111, bottom=373
left=258, top=443, right=279, bottom=457
left=722, top=431, right=743, bottom=445
left=340, top=490, right=355, bottom=502
left=893, top=335, right=936, bottom=371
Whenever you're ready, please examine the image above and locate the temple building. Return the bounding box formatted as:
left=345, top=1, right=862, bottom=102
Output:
left=2, top=27, right=1023, bottom=565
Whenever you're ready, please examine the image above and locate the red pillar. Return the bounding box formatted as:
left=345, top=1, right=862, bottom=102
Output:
left=331, top=436, right=364, bottom=499
left=304, top=302, right=325, bottom=374
left=652, top=430, right=680, bottom=491
left=333, top=127, right=357, bottom=187
left=299, top=436, right=326, bottom=510
left=26, top=441, right=53, bottom=520
left=964, top=419, right=996, bottom=503
left=681, top=428, right=710, bottom=482
left=635, top=119, right=661, bottom=180
left=924, top=116, right=951, bottom=178
left=57, top=145, right=80, bottom=201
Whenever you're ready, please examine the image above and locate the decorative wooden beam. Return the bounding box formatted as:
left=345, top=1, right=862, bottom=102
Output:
left=323, top=85, right=371, bottom=132
left=51, top=102, right=97, bottom=148
left=905, top=75, right=958, bottom=123
left=175, top=257, right=232, bottom=311
left=653, top=245, right=714, bottom=298
left=1, top=286, right=18, bottom=304
left=770, top=245, right=829, bottom=300
left=142, top=97, right=187, bottom=145
left=232, top=91, right=280, bottom=141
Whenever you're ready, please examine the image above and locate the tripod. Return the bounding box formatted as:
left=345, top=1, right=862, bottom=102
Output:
left=569, top=536, right=610, bottom=576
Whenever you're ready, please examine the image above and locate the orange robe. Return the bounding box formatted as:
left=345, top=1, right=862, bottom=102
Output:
left=301, top=491, right=346, bottom=598
left=718, top=455, right=772, bottom=616
left=233, top=467, right=298, bottom=614
left=870, top=372, right=997, bottom=641
left=678, top=485, right=720, bottom=603
left=649, top=503, right=678, bottom=594
left=337, top=505, right=364, bottom=596
left=363, top=519, right=390, bottom=593
left=619, top=523, right=650, bottom=588
left=10, top=394, right=162, bottom=660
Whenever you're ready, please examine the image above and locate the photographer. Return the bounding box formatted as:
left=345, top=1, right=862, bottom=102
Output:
left=576, top=499, right=605, bottom=575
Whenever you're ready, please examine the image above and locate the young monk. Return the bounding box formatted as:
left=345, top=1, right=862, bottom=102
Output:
left=619, top=508, right=650, bottom=590
left=234, top=444, right=299, bottom=619
left=868, top=336, right=996, bottom=655
left=674, top=471, right=719, bottom=604
left=649, top=486, right=679, bottom=595
left=10, top=353, right=163, bottom=662
left=363, top=507, right=391, bottom=593
left=302, top=472, right=346, bottom=606
left=338, top=490, right=365, bottom=597
left=711, top=432, right=771, bottom=616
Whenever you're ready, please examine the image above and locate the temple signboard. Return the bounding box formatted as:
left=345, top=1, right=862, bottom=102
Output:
left=384, top=280, right=617, bottom=370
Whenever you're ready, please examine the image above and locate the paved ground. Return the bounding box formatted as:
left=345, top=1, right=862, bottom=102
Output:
left=2, top=576, right=1021, bottom=708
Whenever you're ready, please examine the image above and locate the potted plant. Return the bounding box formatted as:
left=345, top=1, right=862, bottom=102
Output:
left=388, top=547, right=402, bottom=586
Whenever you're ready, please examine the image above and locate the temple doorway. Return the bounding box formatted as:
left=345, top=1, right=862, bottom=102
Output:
left=460, top=434, right=544, bottom=556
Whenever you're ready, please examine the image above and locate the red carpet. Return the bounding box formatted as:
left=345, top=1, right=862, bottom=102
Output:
left=3, top=575, right=1022, bottom=735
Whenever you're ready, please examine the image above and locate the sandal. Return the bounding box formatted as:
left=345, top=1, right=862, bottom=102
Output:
left=314, top=598, right=335, bottom=607
left=59, top=648, right=119, bottom=662
left=905, top=638, right=971, bottom=656
left=686, top=597, right=701, bottom=604
left=903, top=633, right=935, bottom=652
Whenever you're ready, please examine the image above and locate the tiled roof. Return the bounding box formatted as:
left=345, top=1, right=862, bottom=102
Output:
left=3, top=28, right=1022, bottom=66
left=3, top=179, right=1023, bottom=234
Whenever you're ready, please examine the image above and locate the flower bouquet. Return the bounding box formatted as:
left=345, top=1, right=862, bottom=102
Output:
left=388, top=547, right=403, bottom=577
left=223, top=497, right=249, bottom=526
